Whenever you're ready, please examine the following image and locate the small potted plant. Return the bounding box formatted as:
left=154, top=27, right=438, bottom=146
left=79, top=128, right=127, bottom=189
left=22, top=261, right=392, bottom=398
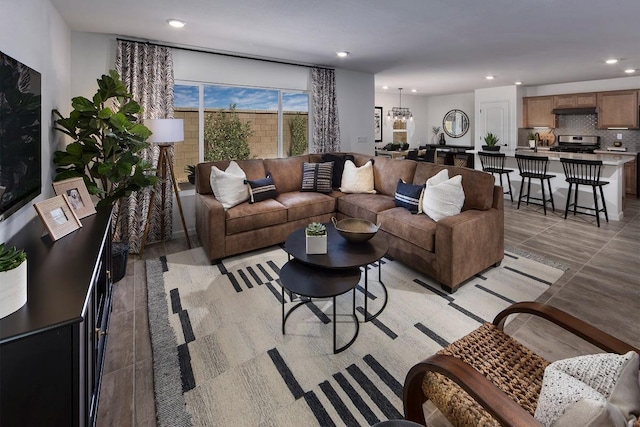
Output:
left=482, top=132, right=501, bottom=151
left=528, top=132, right=536, bottom=149
left=0, top=243, right=27, bottom=319
left=185, top=165, right=196, bottom=184
left=305, top=222, right=327, bottom=254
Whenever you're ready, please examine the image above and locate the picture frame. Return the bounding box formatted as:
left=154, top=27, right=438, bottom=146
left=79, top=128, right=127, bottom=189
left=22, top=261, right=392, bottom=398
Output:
left=52, top=177, right=96, bottom=219
left=374, top=106, right=383, bottom=142
left=34, top=195, right=83, bottom=241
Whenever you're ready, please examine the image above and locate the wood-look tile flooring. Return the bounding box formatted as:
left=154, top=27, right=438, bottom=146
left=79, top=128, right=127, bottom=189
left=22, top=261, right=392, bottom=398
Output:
left=96, top=197, right=640, bottom=426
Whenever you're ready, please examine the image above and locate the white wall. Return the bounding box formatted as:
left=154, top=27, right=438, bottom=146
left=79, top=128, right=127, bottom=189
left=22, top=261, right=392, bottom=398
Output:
left=374, top=91, right=428, bottom=148
left=0, top=0, right=71, bottom=242
left=336, top=68, right=375, bottom=154
left=525, top=76, right=640, bottom=97
left=425, top=93, right=474, bottom=147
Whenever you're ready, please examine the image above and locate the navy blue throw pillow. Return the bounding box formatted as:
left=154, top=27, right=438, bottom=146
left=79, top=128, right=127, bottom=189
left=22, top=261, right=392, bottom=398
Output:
left=394, top=179, right=424, bottom=214
left=245, top=174, right=278, bottom=203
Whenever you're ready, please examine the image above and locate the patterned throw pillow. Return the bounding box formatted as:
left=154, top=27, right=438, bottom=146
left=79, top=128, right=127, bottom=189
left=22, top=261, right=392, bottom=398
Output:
left=245, top=174, right=278, bottom=203
left=394, top=179, right=424, bottom=214
left=301, top=162, right=333, bottom=193
left=339, top=159, right=376, bottom=194
left=209, top=161, right=249, bottom=210
left=321, top=153, right=355, bottom=189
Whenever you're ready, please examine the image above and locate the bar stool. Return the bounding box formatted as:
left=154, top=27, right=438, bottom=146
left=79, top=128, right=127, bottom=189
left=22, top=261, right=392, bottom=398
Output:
left=560, top=157, right=609, bottom=227
left=479, top=152, right=514, bottom=202
left=515, top=154, right=555, bottom=215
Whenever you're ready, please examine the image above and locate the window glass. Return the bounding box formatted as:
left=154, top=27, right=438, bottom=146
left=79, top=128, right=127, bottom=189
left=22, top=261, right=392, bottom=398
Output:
left=173, top=84, right=200, bottom=183
left=283, top=92, right=309, bottom=156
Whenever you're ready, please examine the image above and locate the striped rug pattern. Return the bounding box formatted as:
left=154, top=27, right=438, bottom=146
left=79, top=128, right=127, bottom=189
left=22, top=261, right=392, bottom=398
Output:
left=146, top=245, right=565, bottom=426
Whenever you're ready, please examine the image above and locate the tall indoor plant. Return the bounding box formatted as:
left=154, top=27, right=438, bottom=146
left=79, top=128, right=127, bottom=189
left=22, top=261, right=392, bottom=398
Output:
left=52, top=70, right=157, bottom=279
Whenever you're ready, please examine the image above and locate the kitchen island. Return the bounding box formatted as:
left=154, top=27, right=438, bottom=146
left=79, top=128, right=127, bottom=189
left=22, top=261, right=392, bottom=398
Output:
left=472, top=148, right=635, bottom=221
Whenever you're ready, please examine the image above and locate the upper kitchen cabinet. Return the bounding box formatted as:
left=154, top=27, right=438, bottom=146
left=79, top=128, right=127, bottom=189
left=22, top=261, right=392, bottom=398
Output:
left=553, top=93, right=597, bottom=108
left=523, top=96, right=556, bottom=128
left=597, top=90, right=639, bottom=129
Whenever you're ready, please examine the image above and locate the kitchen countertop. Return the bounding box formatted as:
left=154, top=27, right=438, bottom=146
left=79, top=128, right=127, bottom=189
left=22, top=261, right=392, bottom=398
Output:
left=471, top=148, right=636, bottom=166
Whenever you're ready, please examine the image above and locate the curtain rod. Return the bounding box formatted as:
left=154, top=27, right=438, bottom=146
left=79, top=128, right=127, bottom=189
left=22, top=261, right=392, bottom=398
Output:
left=116, top=37, right=333, bottom=71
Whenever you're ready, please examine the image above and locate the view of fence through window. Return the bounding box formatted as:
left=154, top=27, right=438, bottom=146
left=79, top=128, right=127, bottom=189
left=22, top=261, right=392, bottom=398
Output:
left=172, top=83, right=309, bottom=183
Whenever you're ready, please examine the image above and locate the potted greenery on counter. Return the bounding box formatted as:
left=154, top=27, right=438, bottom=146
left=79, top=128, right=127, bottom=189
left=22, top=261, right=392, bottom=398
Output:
left=305, top=222, right=327, bottom=254
left=482, top=132, right=501, bottom=151
left=0, top=243, right=27, bottom=319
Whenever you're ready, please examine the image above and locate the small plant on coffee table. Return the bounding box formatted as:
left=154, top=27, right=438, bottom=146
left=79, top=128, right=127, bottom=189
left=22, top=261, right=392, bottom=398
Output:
left=306, top=222, right=326, bottom=236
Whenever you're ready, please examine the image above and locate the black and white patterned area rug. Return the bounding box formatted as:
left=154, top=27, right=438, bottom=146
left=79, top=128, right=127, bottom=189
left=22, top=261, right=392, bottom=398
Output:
left=146, top=245, right=566, bottom=427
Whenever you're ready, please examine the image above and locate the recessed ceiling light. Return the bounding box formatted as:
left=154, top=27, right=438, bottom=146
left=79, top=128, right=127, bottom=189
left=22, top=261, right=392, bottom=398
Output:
left=411, top=89, right=417, bottom=93
left=485, top=75, right=495, bottom=80
left=167, top=19, right=186, bottom=28
left=514, top=81, right=523, bottom=85
left=605, top=59, right=618, bottom=64
left=336, top=51, right=349, bottom=58
left=624, top=68, right=636, bottom=73
left=382, top=86, right=389, bottom=90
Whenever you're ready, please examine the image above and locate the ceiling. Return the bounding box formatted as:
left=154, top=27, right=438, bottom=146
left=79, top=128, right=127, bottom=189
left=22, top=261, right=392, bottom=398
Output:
left=50, top=0, right=640, bottom=96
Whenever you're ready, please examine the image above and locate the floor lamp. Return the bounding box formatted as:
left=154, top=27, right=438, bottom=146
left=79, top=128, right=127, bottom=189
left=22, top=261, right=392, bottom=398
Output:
left=139, top=118, right=191, bottom=256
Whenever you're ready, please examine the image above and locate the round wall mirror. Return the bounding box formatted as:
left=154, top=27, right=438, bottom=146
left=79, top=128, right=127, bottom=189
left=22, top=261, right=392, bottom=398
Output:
left=442, top=109, right=469, bottom=138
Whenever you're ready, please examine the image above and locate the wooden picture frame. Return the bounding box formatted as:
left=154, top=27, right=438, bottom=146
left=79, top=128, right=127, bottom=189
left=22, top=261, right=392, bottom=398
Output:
left=374, top=106, right=383, bottom=142
left=34, top=195, right=82, bottom=241
left=52, top=177, right=96, bottom=219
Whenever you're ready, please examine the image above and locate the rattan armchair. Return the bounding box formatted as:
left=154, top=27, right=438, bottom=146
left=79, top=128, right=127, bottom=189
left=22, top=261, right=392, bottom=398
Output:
left=403, top=302, right=640, bottom=426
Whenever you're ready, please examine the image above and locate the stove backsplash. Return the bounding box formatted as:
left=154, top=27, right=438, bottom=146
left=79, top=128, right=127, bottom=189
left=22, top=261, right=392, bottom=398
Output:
left=519, top=113, right=640, bottom=152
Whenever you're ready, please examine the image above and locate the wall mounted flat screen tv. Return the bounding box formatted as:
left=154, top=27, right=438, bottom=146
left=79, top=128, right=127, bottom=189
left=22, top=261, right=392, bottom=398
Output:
left=0, top=51, right=42, bottom=221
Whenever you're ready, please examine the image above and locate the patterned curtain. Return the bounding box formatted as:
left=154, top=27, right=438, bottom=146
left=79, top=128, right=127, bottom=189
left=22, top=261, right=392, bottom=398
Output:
left=115, top=40, right=175, bottom=253
left=311, top=67, right=341, bottom=153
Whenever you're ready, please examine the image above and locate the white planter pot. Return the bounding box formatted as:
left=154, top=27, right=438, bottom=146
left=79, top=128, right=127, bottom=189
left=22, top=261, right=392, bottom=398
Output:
left=306, top=234, right=327, bottom=254
left=529, top=140, right=536, bottom=148
left=0, top=260, right=27, bottom=319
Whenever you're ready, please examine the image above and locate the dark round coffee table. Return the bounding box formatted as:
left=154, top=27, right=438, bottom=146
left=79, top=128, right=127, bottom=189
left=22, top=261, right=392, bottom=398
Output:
left=280, top=260, right=361, bottom=354
left=284, top=222, right=389, bottom=321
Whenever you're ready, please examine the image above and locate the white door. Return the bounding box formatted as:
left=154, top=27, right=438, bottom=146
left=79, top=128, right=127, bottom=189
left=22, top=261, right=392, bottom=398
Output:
left=478, top=101, right=510, bottom=149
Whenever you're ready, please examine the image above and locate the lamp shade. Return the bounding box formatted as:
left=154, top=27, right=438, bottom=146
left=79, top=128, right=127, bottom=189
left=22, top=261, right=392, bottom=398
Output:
left=145, top=118, right=184, bottom=144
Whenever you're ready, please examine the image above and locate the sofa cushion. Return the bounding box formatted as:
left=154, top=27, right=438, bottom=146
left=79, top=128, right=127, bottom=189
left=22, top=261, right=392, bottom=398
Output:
left=414, top=163, right=494, bottom=211
left=378, top=207, right=436, bottom=252
left=301, top=162, right=333, bottom=193
left=340, top=159, right=376, bottom=193
left=394, top=179, right=424, bottom=214
left=321, top=153, right=355, bottom=188
left=225, top=199, right=287, bottom=235
left=276, top=191, right=336, bottom=222
left=246, top=174, right=278, bottom=203
left=264, top=155, right=308, bottom=194
left=337, top=193, right=396, bottom=224
left=196, top=159, right=266, bottom=196
left=209, top=161, right=250, bottom=210
left=422, top=170, right=465, bottom=221
left=370, top=156, right=417, bottom=197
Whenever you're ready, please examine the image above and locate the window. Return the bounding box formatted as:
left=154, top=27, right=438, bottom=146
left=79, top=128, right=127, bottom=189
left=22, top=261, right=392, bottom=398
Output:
left=172, top=83, right=309, bottom=182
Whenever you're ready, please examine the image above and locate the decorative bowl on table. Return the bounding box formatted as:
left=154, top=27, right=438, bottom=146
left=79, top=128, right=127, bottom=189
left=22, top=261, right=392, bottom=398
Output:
left=331, top=217, right=379, bottom=243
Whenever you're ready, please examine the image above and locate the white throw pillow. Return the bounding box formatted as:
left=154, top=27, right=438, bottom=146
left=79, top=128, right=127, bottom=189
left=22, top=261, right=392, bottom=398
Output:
left=209, top=161, right=249, bottom=210
left=534, top=367, right=626, bottom=427
left=422, top=169, right=465, bottom=221
left=339, top=160, right=376, bottom=194
left=549, top=351, right=640, bottom=423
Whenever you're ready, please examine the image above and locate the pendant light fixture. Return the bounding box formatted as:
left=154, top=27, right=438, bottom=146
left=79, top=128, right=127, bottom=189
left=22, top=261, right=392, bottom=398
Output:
left=387, top=88, right=413, bottom=122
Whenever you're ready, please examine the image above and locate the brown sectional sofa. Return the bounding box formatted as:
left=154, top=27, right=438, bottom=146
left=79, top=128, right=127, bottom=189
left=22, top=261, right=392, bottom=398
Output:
left=195, top=153, right=504, bottom=292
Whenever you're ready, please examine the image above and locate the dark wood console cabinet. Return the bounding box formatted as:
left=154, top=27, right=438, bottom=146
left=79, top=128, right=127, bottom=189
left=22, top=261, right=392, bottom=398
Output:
left=1, top=207, right=113, bottom=426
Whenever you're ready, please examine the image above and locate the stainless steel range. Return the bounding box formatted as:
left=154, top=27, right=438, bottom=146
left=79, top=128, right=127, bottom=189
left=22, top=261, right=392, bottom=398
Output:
left=550, top=135, right=600, bottom=153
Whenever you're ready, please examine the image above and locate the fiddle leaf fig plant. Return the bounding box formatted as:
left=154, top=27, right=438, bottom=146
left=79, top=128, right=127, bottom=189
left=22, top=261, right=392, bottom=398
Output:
left=52, top=70, right=157, bottom=207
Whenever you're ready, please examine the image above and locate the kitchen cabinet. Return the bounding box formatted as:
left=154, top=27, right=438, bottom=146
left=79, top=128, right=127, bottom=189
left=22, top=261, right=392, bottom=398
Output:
left=1, top=207, right=113, bottom=427
left=523, top=96, right=556, bottom=128
left=553, top=93, right=597, bottom=108
left=597, top=90, right=639, bottom=129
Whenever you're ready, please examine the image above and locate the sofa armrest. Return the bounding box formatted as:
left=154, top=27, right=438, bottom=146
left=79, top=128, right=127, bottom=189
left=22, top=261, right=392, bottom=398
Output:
left=195, top=194, right=226, bottom=261
left=435, top=207, right=504, bottom=290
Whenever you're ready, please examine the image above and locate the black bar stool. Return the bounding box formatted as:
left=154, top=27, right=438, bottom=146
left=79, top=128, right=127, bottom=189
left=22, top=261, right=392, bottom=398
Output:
left=515, top=154, right=555, bottom=215
left=479, top=152, right=514, bottom=202
left=560, top=157, right=609, bottom=227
